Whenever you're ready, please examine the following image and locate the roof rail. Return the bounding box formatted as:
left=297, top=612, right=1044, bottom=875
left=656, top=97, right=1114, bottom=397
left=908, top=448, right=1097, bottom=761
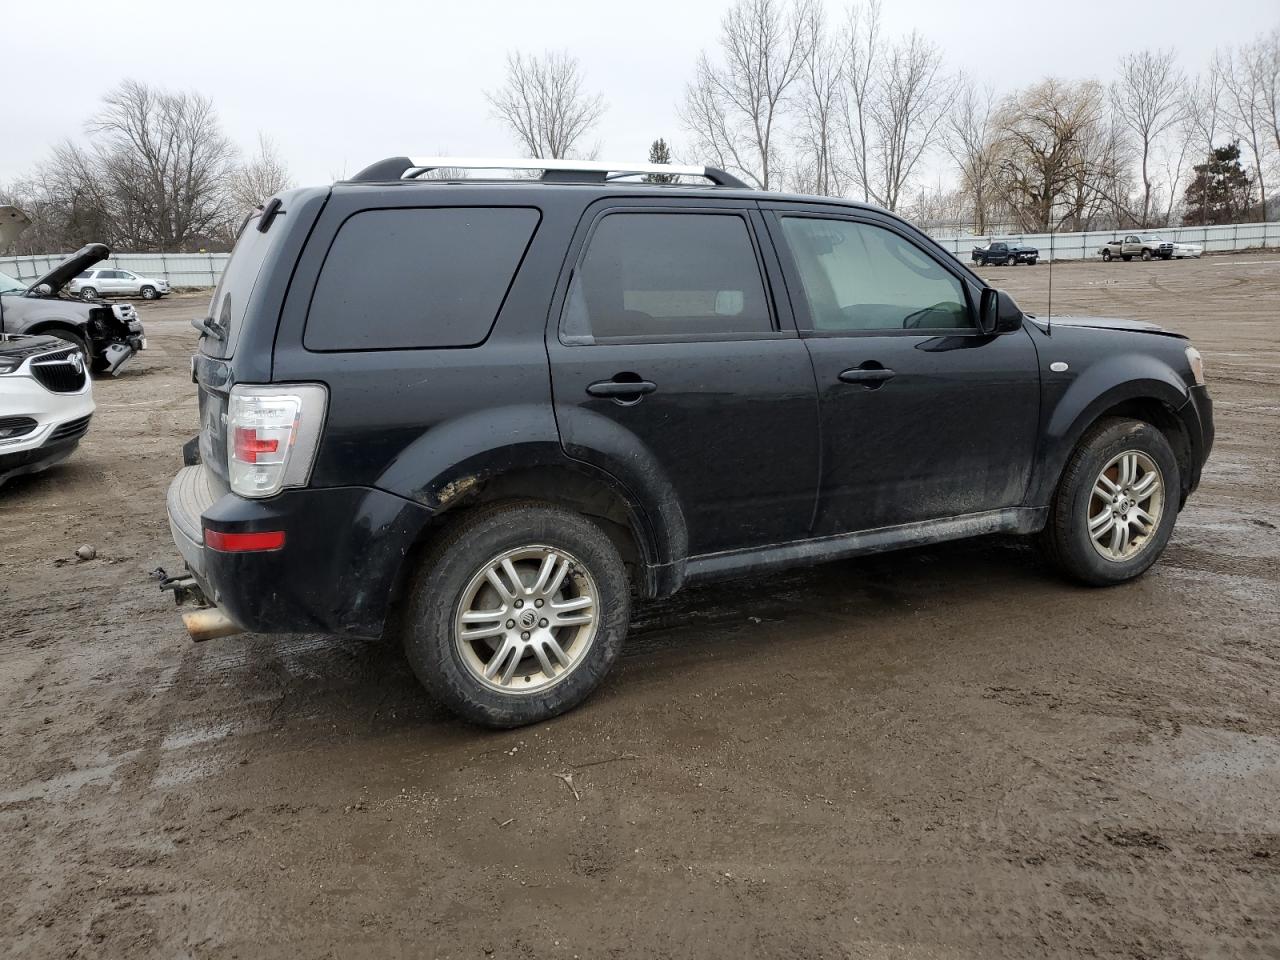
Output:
left=348, top=156, right=751, bottom=189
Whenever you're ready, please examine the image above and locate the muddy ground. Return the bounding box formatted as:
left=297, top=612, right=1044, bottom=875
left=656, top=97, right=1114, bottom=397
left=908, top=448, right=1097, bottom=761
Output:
left=1, top=253, right=1278, bottom=959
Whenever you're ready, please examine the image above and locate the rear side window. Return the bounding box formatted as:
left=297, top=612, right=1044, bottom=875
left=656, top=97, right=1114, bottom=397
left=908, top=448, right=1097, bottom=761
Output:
left=305, top=207, right=539, bottom=351
left=561, top=212, right=772, bottom=343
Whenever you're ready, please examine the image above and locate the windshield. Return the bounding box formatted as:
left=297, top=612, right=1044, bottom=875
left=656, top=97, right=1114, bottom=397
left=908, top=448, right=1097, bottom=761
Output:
left=0, top=271, right=27, bottom=294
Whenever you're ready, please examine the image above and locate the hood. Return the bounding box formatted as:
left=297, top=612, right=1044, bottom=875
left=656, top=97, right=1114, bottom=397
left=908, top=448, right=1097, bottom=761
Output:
left=28, top=243, right=110, bottom=295
left=1047, top=315, right=1185, bottom=339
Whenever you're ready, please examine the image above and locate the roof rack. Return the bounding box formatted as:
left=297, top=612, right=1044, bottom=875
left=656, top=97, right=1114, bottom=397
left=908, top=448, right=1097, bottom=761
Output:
left=348, top=156, right=751, bottom=189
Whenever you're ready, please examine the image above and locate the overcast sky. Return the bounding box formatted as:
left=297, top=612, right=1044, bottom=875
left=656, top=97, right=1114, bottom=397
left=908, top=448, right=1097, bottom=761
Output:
left=3, top=0, right=1276, bottom=189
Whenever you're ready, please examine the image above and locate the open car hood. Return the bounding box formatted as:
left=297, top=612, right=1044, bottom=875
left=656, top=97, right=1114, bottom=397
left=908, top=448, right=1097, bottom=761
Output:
left=28, top=243, right=110, bottom=295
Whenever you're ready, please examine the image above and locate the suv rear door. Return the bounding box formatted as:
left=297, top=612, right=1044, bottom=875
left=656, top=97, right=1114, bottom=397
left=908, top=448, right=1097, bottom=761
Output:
left=765, top=203, right=1040, bottom=535
left=546, top=199, right=820, bottom=556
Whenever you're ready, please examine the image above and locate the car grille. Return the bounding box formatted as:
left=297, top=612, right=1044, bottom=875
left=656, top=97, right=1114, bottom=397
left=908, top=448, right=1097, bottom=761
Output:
left=30, top=348, right=88, bottom=393
left=48, top=414, right=92, bottom=444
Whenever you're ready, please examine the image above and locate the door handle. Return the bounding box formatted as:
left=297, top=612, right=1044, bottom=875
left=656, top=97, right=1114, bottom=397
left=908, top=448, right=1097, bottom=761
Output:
left=586, top=377, right=657, bottom=402
left=838, top=367, right=896, bottom=386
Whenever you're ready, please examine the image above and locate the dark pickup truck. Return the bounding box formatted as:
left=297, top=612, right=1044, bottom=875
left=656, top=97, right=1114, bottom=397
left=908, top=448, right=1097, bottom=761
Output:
left=972, top=241, right=1039, bottom=266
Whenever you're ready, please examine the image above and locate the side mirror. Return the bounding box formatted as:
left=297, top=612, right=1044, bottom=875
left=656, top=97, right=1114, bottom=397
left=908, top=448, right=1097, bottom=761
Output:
left=33, top=283, right=53, bottom=297
left=978, top=288, right=1024, bottom=335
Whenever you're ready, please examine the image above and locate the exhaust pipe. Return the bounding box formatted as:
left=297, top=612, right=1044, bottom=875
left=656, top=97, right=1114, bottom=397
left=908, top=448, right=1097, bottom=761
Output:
left=182, top=607, right=243, bottom=643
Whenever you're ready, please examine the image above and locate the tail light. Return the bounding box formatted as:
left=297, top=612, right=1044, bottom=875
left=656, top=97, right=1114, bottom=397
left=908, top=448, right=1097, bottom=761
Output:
left=227, top=384, right=327, bottom=498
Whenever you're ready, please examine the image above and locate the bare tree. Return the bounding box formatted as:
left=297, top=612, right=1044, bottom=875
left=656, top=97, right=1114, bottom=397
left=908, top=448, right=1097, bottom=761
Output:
left=680, top=0, right=813, bottom=190
left=868, top=32, right=952, bottom=212
left=944, top=75, right=999, bottom=233
left=840, top=0, right=882, bottom=202
left=1217, top=42, right=1272, bottom=218
left=1111, top=49, right=1186, bottom=227
left=995, top=79, right=1111, bottom=231
left=792, top=0, right=847, bottom=196
left=486, top=51, right=606, bottom=160
left=1182, top=67, right=1225, bottom=224
left=1258, top=28, right=1280, bottom=188
left=90, top=79, right=239, bottom=250
left=229, top=134, right=293, bottom=213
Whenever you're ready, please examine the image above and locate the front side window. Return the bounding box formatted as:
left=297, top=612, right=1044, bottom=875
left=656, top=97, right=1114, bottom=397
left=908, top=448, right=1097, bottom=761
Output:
left=780, top=217, right=971, bottom=332
left=562, top=212, right=772, bottom=343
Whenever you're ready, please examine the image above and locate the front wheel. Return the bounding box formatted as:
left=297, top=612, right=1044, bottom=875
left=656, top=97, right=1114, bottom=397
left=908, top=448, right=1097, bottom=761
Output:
left=1141, top=249, right=1153, bottom=262
left=1028, top=257, right=1038, bottom=266
left=1041, top=418, right=1180, bottom=586
left=400, top=502, right=630, bottom=728
left=1102, top=250, right=1113, bottom=262
left=140, top=285, right=158, bottom=300
left=1122, top=255, right=1133, bottom=262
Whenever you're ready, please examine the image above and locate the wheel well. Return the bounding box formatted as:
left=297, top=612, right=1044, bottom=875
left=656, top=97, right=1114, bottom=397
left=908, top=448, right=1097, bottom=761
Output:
left=26, top=321, right=88, bottom=346
left=385, top=466, right=653, bottom=637
left=1088, top=397, right=1193, bottom=498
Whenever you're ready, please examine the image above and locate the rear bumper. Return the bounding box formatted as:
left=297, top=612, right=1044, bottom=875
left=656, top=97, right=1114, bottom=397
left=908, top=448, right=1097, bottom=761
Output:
left=166, top=465, right=435, bottom=638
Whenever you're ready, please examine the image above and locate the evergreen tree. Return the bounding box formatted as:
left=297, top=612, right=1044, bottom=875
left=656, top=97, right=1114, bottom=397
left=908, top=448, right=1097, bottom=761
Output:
left=1182, top=143, right=1256, bottom=226
left=644, top=139, right=677, bottom=184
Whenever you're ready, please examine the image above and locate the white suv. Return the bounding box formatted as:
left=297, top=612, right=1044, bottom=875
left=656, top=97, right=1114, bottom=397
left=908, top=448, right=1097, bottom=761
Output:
left=0, top=335, right=95, bottom=487
left=69, top=267, right=171, bottom=300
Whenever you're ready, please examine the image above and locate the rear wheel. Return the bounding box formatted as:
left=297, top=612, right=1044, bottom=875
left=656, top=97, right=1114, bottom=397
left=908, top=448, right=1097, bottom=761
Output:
left=401, top=502, right=630, bottom=727
left=79, top=287, right=99, bottom=300
left=1041, top=418, right=1180, bottom=586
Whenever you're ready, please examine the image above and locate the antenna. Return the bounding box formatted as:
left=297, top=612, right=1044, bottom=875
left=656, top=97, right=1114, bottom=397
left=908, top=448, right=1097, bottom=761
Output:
left=1046, top=228, right=1054, bottom=332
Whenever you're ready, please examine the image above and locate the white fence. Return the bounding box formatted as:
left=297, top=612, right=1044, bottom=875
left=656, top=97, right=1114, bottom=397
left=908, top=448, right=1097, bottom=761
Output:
left=2, top=221, right=1278, bottom=289
left=0, top=252, right=229, bottom=289
left=936, top=221, right=1280, bottom=261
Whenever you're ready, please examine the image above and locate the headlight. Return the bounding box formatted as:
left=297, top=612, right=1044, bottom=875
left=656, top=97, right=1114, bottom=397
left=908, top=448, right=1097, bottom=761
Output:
left=1185, top=346, right=1206, bottom=386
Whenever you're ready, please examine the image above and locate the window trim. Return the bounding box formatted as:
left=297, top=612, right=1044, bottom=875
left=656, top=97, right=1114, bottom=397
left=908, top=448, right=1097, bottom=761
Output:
left=557, top=205, right=787, bottom=346
left=301, top=204, right=542, bottom=353
left=765, top=209, right=982, bottom=339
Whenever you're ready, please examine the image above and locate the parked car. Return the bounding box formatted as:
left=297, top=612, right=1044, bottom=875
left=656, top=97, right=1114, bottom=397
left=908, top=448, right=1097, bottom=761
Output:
left=0, top=244, right=146, bottom=374
left=1172, top=241, right=1203, bottom=259
left=0, top=334, right=94, bottom=487
left=971, top=241, right=1039, bottom=266
left=1098, top=235, right=1175, bottom=261
left=165, top=156, right=1213, bottom=728
left=69, top=266, right=170, bottom=300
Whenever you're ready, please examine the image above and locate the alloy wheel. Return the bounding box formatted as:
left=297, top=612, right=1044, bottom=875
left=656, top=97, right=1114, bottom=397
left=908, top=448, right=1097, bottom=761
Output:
left=453, top=545, right=599, bottom=694
left=1087, top=450, right=1165, bottom=562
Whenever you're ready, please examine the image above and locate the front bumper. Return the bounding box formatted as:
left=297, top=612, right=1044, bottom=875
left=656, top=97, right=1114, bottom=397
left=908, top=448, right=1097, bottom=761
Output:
left=0, top=373, right=94, bottom=484
left=166, top=465, right=435, bottom=638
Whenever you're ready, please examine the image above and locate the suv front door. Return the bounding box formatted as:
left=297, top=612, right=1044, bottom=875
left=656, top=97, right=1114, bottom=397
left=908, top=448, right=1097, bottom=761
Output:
left=547, top=201, right=820, bottom=556
left=766, top=206, right=1040, bottom=536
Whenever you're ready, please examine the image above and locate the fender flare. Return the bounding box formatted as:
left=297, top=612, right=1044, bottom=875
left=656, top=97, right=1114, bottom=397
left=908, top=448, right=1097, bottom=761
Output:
left=373, top=403, right=689, bottom=594
left=1032, top=354, right=1191, bottom=504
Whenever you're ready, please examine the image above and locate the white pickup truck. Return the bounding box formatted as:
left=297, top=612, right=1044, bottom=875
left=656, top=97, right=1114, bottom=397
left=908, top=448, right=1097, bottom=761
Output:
left=1098, top=235, right=1175, bottom=262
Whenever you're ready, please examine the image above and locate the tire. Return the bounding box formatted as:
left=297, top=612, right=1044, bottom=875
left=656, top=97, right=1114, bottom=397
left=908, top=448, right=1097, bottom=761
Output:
left=1041, top=418, right=1180, bottom=587
left=79, top=287, right=99, bottom=300
left=47, top=330, right=90, bottom=360
left=1102, top=250, right=1112, bottom=262
left=1006, top=255, right=1017, bottom=266
left=140, top=285, right=157, bottom=300
left=1028, top=257, right=1038, bottom=266
left=400, top=502, right=631, bottom=728
left=1141, top=248, right=1152, bottom=261
left=1122, top=255, right=1132, bottom=262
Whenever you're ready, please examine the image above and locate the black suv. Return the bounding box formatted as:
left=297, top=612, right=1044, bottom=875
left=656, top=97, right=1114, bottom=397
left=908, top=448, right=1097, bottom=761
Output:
left=166, top=157, right=1213, bottom=728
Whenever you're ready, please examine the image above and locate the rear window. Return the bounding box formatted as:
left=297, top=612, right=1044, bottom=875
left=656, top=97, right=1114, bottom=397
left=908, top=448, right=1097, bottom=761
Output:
left=304, top=207, right=539, bottom=351
left=205, top=213, right=277, bottom=359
